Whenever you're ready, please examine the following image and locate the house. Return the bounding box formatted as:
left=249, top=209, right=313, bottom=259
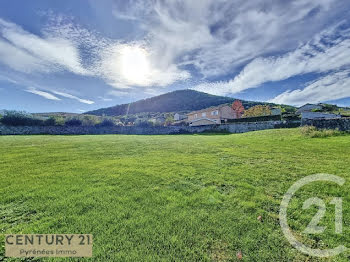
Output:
left=187, top=105, right=237, bottom=126
left=174, top=113, right=187, bottom=121
left=296, top=104, right=322, bottom=114
left=301, top=112, right=341, bottom=120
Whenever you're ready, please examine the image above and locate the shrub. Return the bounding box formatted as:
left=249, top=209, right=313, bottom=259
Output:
left=300, top=126, right=345, bottom=138
left=95, top=119, right=115, bottom=127
left=43, top=117, right=56, bottom=126
left=53, top=116, right=65, bottom=126
left=300, top=125, right=317, bottom=135
left=135, top=119, right=154, bottom=127
left=65, top=118, right=83, bottom=126
left=243, top=105, right=271, bottom=117
left=321, top=104, right=338, bottom=112
left=81, top=115, right=100, bottom=126
left=164, top=116, right=174, bottom=126
left=0, top=111, right=44, bottom=126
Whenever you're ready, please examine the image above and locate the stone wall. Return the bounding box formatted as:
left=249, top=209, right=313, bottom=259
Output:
left=0, top=120, right=300, bottom=135
left=301, top=118, right=350, bottom=131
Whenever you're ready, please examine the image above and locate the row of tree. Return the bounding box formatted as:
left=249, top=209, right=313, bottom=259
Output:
left=0, top=111, right=120, bottom=127
left=0, top=110, right=176, bottom=127
left=231, top=100, right=273, bottom=118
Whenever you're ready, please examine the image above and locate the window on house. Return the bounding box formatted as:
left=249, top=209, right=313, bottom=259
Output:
left=194, top=114, right=198, bottom=118
left=211, top=110, right=218, bottom=116
left=202, top=112, right=206, bottom=117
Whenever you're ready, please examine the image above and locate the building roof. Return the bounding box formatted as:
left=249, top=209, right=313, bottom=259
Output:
left=301, top=111, right=341, bottom=119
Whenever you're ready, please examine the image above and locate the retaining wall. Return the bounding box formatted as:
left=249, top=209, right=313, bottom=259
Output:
left=0, top=121, right=301, bottom=135
left=301, top=118, right=350, bottom=131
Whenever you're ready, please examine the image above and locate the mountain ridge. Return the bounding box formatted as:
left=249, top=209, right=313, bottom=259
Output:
left=85, top=89, right=286, bottom=116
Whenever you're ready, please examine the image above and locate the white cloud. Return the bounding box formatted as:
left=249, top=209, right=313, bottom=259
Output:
left=0, top=72, right=95, bottom=104
left=26, top=88, right=95, bottom=104
left=109, top=0, right=345, bottom=90
left=0, top=38, right=50, bottom=74
left=51, top=91, right=94, bottom=104
left=42, top=12, right=191, bottom=88
left=112, top=0, right=153, bottom=21
left=127, top=0, right=341, bottom=77
left=106, top=0, right=349, bottom=95
left=98, top=96, right=113, bottom=102
left=193, top=24, right=350, bottom=96
left=0, top=15, right=190, bottom=89
left=0, top=75, right=19, bottom=85
left=1, top=0, right=349, bottom=98
left=0, top=18, right=89, bottom=75
left=25, top=88, right=61, bottom=101
left=96, top=43, right=190, bottom=88
left=0, top=71, right=95, bottom=104
left=270, top=70, right=350, bottom=106
left=108, top=90, right=130, bottom=97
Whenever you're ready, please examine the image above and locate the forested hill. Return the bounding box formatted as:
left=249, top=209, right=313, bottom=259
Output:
left=85, top=89, right=275, bottom=116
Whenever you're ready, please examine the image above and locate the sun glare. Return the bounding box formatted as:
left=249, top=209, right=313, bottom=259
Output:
left=119, top=46, right=151, bottom=86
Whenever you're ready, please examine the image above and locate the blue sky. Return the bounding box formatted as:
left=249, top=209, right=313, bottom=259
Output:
left=0, top=0, right=350, bottom=113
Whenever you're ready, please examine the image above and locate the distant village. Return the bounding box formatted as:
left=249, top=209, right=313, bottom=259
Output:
left=137, top=101, right=347, bottom=128
left=183, top=101, right=346, bottom=127
left=90, top=101, right=350, bottom=127
left=0, top=101, right=349, bottom=128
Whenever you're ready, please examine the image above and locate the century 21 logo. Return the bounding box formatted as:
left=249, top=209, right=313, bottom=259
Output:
left=279, top=174, right=346, bottom=257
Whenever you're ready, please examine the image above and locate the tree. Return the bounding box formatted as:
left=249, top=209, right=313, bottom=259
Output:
left=243, top=105, right=271, bottom=118
left=232, top=100, right=245, bottom=119
left=43, top=117, right=56, bottom=126
left=0, top=110, right=44, bottom=126
left=321, top=104, right=338, bottom=112
left=65, top=118, right=83, bottom=126
left=95, top=119, right=115, bottom=127
left=164, top=115, right=174, bottom=126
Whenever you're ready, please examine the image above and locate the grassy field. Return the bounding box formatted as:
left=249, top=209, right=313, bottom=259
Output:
left=1, top=129, right=350, bottom=261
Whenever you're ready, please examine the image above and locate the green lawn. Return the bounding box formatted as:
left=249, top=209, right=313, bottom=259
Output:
left=1, top=129, right=350, bottom=261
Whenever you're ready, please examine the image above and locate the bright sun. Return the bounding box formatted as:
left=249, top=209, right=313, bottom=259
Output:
left=119, top=45, right=151, bottom=86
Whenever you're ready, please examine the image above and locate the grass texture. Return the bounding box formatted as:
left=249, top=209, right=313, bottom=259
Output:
left=1, top=129, right=350, bottom=261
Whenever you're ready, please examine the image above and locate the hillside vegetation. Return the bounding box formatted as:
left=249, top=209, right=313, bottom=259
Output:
left=1, top=129, right=349, bottom=261
left=85, top=90, right=281, bottom=116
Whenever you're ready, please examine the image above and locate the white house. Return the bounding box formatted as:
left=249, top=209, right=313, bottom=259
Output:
left=174, top=113, right=187, bottom=121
